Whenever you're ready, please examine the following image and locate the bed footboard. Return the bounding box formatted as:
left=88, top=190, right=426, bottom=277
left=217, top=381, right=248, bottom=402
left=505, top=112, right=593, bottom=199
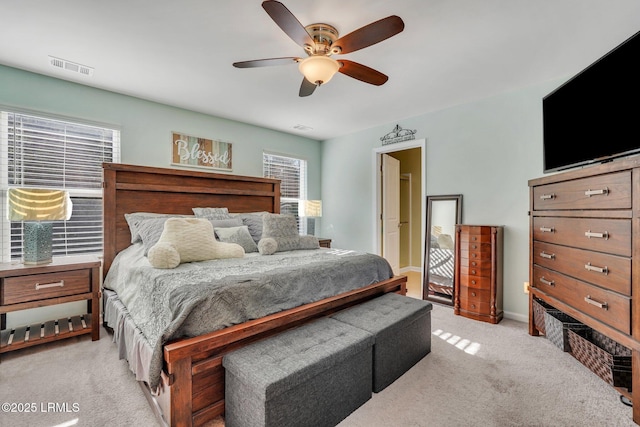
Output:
left=146, top=275, right=406, bottom=427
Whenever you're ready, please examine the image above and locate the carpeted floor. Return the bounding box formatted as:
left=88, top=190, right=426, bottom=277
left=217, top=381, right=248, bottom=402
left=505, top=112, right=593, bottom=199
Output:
left=0, top=303, right=634, bottom=427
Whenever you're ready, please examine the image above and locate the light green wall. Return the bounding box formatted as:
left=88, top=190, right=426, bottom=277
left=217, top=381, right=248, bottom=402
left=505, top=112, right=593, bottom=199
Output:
left=0, top=64, right=322, bottom=327
left=320, top=79, right=563, bottom=321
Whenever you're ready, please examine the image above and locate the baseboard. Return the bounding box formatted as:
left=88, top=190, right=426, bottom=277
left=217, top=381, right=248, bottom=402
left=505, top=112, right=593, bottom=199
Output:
left=503, top=310, right=527, bottom=323
left=399, top=266, right=421, bottom=274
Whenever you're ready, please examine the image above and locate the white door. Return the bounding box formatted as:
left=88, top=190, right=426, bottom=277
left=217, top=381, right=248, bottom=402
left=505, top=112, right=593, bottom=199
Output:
left=382, top=154, right=401, bottom=274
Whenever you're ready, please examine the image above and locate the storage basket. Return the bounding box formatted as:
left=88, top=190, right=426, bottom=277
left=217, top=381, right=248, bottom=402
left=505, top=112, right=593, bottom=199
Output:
left=532, top=298, right=558, bottom=335
left=543, top=311, right=588, bottom=352
left=567, top=328, right=633, bottom=390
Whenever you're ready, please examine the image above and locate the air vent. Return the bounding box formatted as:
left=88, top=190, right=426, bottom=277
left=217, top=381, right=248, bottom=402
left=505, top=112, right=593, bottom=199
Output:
left=49, top=56, right=94, bottom=77
left=293, top=124, right=313, bottom=131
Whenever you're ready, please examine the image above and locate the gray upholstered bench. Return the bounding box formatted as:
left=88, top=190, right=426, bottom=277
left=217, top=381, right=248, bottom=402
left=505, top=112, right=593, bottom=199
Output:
left=222, top=317, right=374, bottom=427
left=331, top=292, right=432, bottom=392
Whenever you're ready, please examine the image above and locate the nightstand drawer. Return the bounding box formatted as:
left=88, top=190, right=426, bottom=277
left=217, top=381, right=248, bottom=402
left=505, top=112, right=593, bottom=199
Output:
left=1, top=269, right=91, bottom=305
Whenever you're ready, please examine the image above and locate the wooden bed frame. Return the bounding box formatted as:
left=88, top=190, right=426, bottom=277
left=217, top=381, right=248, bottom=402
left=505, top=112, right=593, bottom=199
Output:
left=102, top=163, right=407, bottom=427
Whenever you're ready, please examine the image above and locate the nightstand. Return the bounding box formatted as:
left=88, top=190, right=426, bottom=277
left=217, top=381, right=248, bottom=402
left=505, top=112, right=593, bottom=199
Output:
left=0, top=256, right=101, bottom=357
left=318, top=238, right=332, bottom=248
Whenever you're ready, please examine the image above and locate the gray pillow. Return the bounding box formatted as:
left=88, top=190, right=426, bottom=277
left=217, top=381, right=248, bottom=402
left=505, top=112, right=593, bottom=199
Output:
left=192, top=207, right=231, bottom=220
left=230, top=211, right=268, bottom=243
left=261, top=213, right=298, bottom=238
left=124, top=212, right=194, bottom=243
left=215, top=226, right=258, bottom=253
left=271, top=235, right=320, bottom=252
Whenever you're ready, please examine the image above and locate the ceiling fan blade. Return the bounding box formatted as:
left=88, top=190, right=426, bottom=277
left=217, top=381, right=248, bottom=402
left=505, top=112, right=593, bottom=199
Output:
left=331, top=16, right=404, bottom=54
left=338, top=60, right=388, bottom=86
left=233, top=57, right=300, bottom=68
left=299, top=78, right=317, bottom=97
left=262, top=1, right=314, bottom=49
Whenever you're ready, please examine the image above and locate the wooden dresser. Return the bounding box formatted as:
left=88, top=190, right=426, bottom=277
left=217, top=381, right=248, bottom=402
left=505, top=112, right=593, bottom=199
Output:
left=454, top=225, right=504, bottom=324
left=528, top=157, right=639, bottom=424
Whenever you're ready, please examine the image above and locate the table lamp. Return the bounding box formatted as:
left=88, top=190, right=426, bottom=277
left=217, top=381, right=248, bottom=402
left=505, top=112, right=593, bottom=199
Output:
left=7, top=188, right=72, bottom=264
left=299, top=200, right=322, bottom=236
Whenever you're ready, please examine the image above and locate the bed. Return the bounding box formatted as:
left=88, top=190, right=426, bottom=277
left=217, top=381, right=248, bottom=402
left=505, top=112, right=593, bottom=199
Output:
left=101, top=163, right=407, bottom=427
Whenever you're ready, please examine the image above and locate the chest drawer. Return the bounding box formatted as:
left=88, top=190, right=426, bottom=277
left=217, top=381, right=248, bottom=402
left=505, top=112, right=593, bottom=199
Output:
left=532, top=216, right=631, bottom=257
left=459, top=242, right=491, bottom=261
left=458, top=286, right=491, bottom=313
left=460, top=274, right=492, bottom=289
left=532, top=266, right=631, bottom=334
left=533, top=241, right=631, bottom=296
left=1, top=269, right=91, bottom=305
left=532, top=171, right=631, bottom=211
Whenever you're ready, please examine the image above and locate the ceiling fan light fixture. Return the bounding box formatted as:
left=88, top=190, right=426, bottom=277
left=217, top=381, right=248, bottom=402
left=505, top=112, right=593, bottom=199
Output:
left=298, top=56, right=340, bottom=85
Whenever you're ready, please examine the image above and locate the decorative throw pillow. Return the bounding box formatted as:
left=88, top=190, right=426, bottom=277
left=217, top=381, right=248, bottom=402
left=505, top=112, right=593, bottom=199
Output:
left=147, top=218, right=244, bottom=269
left=214, top=225, right=258, bottom=253
left=257, top=237, right=278, bottom=255
left=192, top=207, right=231, bottom=220
left=124, top=212, right=194, bottom=243
left=230, top=212, right=268, bottom=243
left=261, top=213, right=299, bottom=238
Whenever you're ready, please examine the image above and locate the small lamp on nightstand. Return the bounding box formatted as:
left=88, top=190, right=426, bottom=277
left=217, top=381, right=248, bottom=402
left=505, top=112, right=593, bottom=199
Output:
left=7, top=188, right=72, bottom=265
left=299, top=200, right=322, bottom=236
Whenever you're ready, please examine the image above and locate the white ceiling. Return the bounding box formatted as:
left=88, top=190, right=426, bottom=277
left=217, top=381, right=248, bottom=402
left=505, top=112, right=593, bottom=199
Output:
left=1, top=0, right=639, bottom=141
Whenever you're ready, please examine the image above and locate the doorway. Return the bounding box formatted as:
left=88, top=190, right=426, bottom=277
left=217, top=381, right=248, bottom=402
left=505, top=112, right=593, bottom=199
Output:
left=373, top=139, right=426, bottom=299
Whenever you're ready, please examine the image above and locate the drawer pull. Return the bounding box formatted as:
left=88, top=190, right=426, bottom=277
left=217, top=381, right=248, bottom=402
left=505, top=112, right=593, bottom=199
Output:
left=539, top=277, right=555, bottom=287
left=584, top=295, right=608, bottom=310
left=539, top=227, right=554, bottom=233
left=540, top=193, right=555, bottom=200
left=585, top=230, right=609, bottom=240
left=471, top=280, right=476, bottom=285
left=35, top=280, right=65, bottom=290
left=471, top=291, right=476, bottom=297
left=584, top=188, right=609, bottom=197
left=584, top=262, right=608, bottom=275
left=539, top=251, right=555, bottom=260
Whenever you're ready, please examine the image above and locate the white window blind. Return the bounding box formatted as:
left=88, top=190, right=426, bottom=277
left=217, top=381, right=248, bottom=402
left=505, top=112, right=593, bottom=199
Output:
left=263, top=152, right=307, bottom=233
left=0, top=111, right=121, bottom=262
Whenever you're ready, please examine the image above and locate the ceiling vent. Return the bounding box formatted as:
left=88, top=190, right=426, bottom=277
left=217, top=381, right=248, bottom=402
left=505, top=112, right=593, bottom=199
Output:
left=293, top=124, right=313, bottom=131
left=49, top=56, right=94, bottom=76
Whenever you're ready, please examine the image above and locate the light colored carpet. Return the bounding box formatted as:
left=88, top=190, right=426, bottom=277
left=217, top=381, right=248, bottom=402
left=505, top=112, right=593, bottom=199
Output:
left=0, top=304, right=634, bottom=427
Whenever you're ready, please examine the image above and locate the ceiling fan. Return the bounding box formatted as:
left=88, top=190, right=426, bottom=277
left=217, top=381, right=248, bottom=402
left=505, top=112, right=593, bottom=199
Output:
left=233, top=1, right=405, bottom=97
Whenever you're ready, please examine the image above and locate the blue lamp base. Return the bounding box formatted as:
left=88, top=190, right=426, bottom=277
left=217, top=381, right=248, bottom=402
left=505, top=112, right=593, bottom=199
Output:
left=23, top=222, right=54, bottom=265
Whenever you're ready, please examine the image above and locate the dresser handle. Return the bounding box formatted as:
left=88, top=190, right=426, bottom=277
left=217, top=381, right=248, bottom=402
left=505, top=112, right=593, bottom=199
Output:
left=540, top=193, right=555, bottom=200
left=585, top=230, right=609, bottom=240
left=584, top=295, right=608, bottom=310
left=35, top=280, right=65, bottom=290
left=471, top=292, right=476, bottom=297
left=539, top=252, right=555, bottom=260
left=539, top=277, right=555, bottom=287
left=584, top=188, right=609, bottom=197
left=584, top=263, right=608, bottom=275
left=539, top=227, right=554, bottom=233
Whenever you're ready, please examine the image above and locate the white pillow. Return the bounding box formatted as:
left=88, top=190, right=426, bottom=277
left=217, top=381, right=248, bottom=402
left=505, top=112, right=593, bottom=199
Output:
left=148, top=218, right=244, bottom=268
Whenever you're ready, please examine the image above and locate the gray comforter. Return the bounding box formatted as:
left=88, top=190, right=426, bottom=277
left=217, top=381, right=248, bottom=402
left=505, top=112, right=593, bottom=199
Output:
left=103, top=245, right=394, bottom=389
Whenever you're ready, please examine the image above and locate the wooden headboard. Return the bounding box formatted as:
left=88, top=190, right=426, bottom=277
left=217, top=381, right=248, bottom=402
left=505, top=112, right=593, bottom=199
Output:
left=102, top=163, right=280, bottom=277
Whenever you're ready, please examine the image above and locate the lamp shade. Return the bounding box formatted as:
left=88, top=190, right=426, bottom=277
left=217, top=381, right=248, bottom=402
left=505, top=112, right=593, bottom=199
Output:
left=7, top=188, right=72, bottom=221
left=298, top=56, right=340, bottom=85
left=299, top=200, right=322, bottom=217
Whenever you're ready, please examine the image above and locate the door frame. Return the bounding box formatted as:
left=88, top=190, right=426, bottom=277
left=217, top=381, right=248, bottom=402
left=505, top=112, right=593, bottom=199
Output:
left=372, top=139, right=426, bottom=279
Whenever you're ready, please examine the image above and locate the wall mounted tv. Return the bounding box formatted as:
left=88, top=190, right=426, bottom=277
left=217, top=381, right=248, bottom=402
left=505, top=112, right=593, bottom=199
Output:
left=543, top=30, right=640, bottom=173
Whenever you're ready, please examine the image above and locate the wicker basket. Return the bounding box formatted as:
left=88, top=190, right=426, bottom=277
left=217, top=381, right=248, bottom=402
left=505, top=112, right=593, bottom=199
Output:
left=543, top=311, right=588, bottom=352
left=568, top=328, right=633, bottom=390
left=532, top=298, right=558, bottom=335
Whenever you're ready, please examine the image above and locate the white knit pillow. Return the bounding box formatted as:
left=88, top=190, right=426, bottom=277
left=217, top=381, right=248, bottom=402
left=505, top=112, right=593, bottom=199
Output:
left=148, top=218, right=244, bottom=268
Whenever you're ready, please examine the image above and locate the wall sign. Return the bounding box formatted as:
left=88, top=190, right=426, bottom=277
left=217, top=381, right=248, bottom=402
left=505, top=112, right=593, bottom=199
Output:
left=380, top=124, right=417, bottom=145
left=172, top=132, right=232, bottom=171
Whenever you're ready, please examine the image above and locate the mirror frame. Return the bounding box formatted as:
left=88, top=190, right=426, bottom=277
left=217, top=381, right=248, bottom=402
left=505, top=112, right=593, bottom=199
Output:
left=423, top=194, right=463, bottom=303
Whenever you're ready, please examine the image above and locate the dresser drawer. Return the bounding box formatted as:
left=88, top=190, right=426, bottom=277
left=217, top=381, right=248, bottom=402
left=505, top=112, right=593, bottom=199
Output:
left=532, top=171, right=631, bottom=211
left=459, top=257, right=492, bottom=272
left=460, top=274, right=492, bottom=289
left=458, top=286, right=491, bottom=313
left=533, top=241, right=631, bottom=296
left=532, top=266, right=631, bottom=334
left=1, top=269, right=91, bottom=305
left=459, top=229, right=492, bottom=244
left=532, top=216, right=631, bottom=257
left=459, top=243, right=491, bottom=261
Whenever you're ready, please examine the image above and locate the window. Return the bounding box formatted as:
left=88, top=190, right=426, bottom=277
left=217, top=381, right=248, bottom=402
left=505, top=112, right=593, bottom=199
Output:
left=263, top=152, right=307, bottom=233
left=0, top=110, right=121, bottom=262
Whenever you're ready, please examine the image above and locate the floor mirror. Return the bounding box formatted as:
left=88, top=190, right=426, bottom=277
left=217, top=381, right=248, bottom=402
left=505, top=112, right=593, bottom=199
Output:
left=423, top=194, right=462, bottom=305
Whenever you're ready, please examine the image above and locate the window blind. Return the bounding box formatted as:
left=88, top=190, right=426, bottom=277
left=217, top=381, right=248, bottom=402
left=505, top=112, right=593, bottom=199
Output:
left=263, top=152, right=307, bottom=232
left=1, top=111, right=121, bottom=261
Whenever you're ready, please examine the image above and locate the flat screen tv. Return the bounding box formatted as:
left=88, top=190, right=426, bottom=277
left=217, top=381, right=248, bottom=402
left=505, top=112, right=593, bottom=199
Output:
left=543, top=30, right=640, bottom=173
